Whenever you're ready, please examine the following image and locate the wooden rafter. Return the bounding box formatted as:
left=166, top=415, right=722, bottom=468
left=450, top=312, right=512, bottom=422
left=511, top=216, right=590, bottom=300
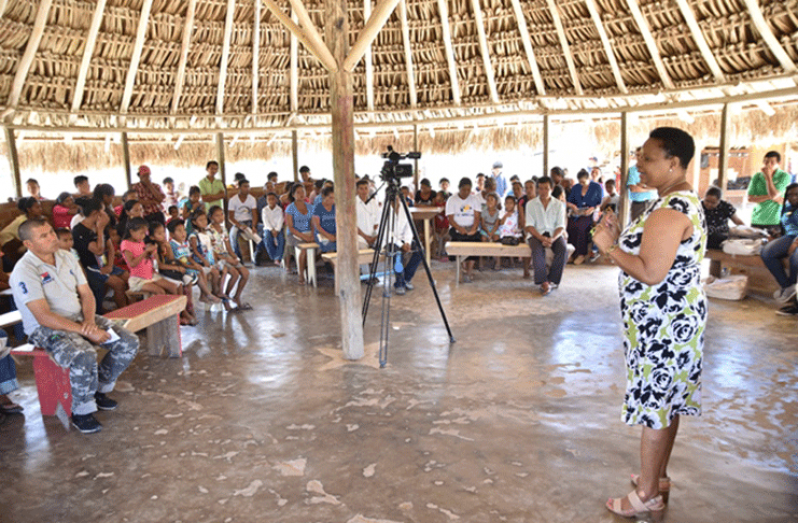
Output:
left=398, top=0, right=417, bottom=107
left=470, top=0, right=499, bottom=103
left=253, top=0, right=261, bottom=115
left=674, top=0, right=725, bottom=82
left=290, top=10, right=298, bottom=112
left=263, top=0, right=337, bottom=72
left=7, top=0, right=53, bottom=110
left=741, top=0, right=796, bottom=73
left=544, top=0, right=583, bottom=95
left=509, top=0, right=545, bottom=96
left=171, top=0, right=196, bottom=114
left=0, top=1, right=8, bottom=19
left=436, top=0, right=461, bottom=105
left=583, top=0, right=627, bottom=93
left=624, top=0, right=674, bottom=89
left=71, top=0, right=107, bottom=120
left=343, top=0, right=402, bottom=71
left=363, top=0, right=374, bottom=111
left=217, top=0, right=236, bottom=116
left=120, top=0, right=154, bottom=115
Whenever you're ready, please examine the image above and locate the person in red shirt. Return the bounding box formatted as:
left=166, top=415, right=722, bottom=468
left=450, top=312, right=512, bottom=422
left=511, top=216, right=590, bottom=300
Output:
left=53, top=192, right=79, bottom=229
left=131, top=165, right=166, bottom=224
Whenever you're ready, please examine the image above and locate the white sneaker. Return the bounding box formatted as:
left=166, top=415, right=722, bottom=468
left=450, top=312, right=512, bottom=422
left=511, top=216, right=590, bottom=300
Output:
left=775, top=285, right=797, bottom=304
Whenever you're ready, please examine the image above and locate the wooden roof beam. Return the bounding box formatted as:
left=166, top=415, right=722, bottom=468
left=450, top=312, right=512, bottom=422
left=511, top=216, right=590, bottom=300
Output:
left=253, top=0, right=261, bottom=116
left=217, top=0, right=236, bottom=116
left=583, top=0, right=627, bottom=94
left=509, top=0, right=545, bottom=96
left=171, top=0, right=196, bottom=114
left=290, top=11, right=298, bottom=112
left=624, top=0, right=674, bottom=89
left=7, top=0, right=53, bottom=111
left=120, top=0, right=154, bottom=116
left=673, top=0, right=725, bottom=83
left=470, top=0, right=499, bottom=103
left=398, top=0, right=417, bottom=107
left=363, top=0, right=374, bottom=111
left=741, top=0, right=796, bottom=73
left=71, top=0, right=107, bottom=121
left=436, top=0, right=461, bottom=105
left=544, top=0, right=583, bottom=95
left=263, top=0, right=337, bottom=72
left=343, top=0, right=402, bottom=71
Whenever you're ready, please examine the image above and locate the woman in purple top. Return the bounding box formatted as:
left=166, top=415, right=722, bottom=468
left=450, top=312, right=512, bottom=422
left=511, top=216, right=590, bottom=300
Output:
left=566, top=169, right=603, bottom=264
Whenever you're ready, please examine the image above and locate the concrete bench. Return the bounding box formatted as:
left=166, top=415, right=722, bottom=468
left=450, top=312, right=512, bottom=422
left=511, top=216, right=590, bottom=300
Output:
left=321, top=249, right=383, bottom=294
left=295, top=242, right=319, bottom=287
left=705, top=248, right=783, bottom=296
left=11, top=294, right=188, bottom=418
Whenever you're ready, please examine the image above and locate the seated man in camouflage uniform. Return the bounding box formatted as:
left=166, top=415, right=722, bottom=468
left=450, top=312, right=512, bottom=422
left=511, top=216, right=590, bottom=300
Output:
left=10, top=218, right=139, bottom=434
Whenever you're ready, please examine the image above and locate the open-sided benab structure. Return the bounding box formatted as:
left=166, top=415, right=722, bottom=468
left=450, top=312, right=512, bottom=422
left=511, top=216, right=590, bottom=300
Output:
left=0, top=0, right=796, bottom=357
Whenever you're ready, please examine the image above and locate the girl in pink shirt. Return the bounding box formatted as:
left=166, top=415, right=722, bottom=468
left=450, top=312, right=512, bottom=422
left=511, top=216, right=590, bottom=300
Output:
left=120, top=217, right=180, bottom=297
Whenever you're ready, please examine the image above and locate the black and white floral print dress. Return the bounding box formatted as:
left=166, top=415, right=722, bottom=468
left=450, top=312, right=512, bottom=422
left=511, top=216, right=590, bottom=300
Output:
left=617, top=191, right=707, bottom=429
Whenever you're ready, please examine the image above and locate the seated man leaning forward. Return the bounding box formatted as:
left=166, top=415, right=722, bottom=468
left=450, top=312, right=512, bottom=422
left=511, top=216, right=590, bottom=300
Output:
left=10, top=218, right=139, bottom=434
left=525, top=176, right=568, bottom=296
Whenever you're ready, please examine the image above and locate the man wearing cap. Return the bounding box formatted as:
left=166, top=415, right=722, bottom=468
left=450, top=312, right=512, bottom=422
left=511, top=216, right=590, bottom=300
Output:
left=491, top=162, right=507, bottom=199
left=131, top=165, right=166, bottom=224
left=10, top=218, right=139, bottom=433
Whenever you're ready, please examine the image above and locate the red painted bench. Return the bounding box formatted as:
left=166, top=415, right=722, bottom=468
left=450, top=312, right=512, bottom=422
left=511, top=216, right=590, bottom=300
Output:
left=11, top=294, right=187, bottom=418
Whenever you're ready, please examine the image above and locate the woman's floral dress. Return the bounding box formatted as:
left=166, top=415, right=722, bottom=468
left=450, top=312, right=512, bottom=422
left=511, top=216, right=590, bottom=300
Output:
left=618, top=191, right=707, bottom=429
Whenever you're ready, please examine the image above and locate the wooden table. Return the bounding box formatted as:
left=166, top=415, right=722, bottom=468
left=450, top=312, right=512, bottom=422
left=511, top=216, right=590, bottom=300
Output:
left=410, top=206, right=444, bottom=266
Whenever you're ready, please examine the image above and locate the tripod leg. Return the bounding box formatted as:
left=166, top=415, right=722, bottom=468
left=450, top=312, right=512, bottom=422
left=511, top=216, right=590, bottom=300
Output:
left=399, top=198, right=456, bottom=343
left=362, top=194, right=393, bottom=325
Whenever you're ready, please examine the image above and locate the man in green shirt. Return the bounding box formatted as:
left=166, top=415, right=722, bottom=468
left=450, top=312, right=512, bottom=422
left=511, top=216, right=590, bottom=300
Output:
left=199, top=160, right=227, bottom=211
left=747, top=151, right=790, bottom=228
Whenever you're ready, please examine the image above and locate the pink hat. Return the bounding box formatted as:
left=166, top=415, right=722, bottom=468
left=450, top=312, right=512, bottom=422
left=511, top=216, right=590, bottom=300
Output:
left=138, top=165, right=151, bottom=175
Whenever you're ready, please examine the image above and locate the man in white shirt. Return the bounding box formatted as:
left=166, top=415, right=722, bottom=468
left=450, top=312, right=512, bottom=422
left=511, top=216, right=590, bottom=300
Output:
left=381, top=195, right=422, bottom=295
left=525, top=176, right=567, bottom=296
left=446, top=177, right=482, bottom=283
left=227, top=179, right=258, bottom=263
left=356, top=179, right=381, bottom=249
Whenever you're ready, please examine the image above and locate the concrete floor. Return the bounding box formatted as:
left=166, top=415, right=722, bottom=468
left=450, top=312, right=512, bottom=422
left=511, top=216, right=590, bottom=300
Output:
left=0, top=260, right=796, bottom=523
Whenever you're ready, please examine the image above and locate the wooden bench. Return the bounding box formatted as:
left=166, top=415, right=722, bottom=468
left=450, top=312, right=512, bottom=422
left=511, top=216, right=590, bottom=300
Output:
left=10, top=294, right=188, bottom=418
left=321, top=249, right=383, bottom=294
left=446, top=242, right=532, bottom=283
left=0, top=310, right=22, bottom=330
left=705, top=248, right=782, bottom=296
left=295, top=242, right=320, bottom=287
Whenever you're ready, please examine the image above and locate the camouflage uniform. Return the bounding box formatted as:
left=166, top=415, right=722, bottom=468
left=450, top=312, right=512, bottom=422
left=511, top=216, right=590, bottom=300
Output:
left=28, top=316, right=138, bottom=415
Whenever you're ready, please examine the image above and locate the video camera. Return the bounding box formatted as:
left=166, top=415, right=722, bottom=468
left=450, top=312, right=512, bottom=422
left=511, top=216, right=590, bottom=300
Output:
left=379, top=146, right=421, bottom=184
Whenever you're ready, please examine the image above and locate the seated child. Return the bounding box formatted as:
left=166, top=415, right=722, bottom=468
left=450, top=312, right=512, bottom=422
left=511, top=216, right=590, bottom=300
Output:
left=149, top=221, right=198, bottom=325
left=480, top=193, right=501, bottom=269
left=208, top=205, right=252, bottom=311
left=188, top=210, right=225, bottom=303
left=120, top=218, right=193, bottom=323
left=433, top=191, right=450, bottom=259
left=168, top=219, right=221, bottom=305
left=166, top=205, right=180, bottom=225
left=55, top=227, right=80, bottom=263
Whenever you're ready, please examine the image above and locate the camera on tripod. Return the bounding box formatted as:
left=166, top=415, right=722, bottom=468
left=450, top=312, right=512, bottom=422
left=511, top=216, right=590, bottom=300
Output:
left=379, top=146, right=421, bottom=184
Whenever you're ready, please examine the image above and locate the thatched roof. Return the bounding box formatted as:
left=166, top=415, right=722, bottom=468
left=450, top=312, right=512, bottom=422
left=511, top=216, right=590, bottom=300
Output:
left=0, top=0, right=796, bottom=140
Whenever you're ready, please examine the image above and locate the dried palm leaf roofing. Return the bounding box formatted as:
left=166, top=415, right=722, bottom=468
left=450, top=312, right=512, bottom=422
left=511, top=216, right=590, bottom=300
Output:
left=0, top=0, right=796, bottom=136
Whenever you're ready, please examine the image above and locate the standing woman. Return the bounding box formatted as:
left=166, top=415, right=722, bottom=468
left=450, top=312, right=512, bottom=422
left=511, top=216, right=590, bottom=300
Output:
left=592, top=127, right=707, bottom=520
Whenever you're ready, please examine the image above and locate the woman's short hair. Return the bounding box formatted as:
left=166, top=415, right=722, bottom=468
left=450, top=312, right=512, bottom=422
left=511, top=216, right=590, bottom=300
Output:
left=705, top=186, right=722, bottom=199
left=577, top=169, right=589, bottom=181
left=321, top=186, right=334, bottom=198
left=649, top=127, right=695, bottom=169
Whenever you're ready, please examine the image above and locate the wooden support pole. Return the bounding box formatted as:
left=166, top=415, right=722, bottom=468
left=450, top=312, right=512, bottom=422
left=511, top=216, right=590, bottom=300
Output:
left=618, top=112, right=630, bottom=226
left=718, top=103, right=731, bottom=192
left=292, top=130, right=299, bottom=182
left=4, top=127, right=21, bottom=198
left=216, top=133, right=228, bottom=213
left=413, top=123, right=419, bottom=190
left=326, top=0, right=364, bottom=361
left=542, top=114, right=550, bottom=177
left=121, top=132, right=133, bottom=189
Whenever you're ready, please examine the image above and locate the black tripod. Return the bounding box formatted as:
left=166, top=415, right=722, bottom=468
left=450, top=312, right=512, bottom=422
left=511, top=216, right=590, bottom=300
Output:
left=362, top=178, right=455, bottom=367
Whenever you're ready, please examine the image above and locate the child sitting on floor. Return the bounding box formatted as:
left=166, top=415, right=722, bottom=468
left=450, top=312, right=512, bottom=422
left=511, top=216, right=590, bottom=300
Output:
left=168, top=219, right=220, bottom=305
left=120, top=218, right=194, bottom=324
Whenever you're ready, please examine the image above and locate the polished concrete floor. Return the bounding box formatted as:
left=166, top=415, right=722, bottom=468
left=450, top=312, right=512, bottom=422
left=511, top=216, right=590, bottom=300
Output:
left=0, top=260, right=796, bottom=523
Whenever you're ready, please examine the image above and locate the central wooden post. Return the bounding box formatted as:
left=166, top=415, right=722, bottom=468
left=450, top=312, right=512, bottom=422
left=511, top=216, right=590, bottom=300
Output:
left=542, top=114, right=550, bottom=177
left=3, top=127, right=22, bottom=198
left=618, top=111, right=630, bottom=226
left=326, top=0, right=364, bottom=360
left=717, top=103, right=731, bottom=192
left=121, top=132, right=133, bottom=189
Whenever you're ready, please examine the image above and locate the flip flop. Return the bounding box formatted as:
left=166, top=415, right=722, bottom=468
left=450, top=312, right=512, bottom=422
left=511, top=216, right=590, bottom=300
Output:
left=0, top=402, right=23, bottom=414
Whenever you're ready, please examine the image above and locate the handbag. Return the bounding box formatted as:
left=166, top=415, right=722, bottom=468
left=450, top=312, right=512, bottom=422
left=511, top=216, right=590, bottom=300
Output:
left=500, top=236, right=520, bottom=246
